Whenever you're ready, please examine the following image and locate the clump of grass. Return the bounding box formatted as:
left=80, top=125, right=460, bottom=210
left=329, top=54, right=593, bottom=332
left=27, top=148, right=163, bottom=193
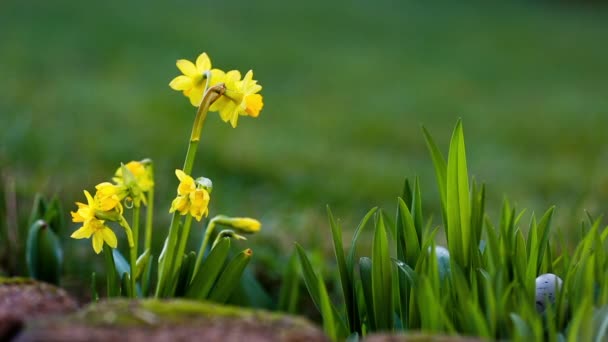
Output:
left=292, top=120, right=608, bottom=341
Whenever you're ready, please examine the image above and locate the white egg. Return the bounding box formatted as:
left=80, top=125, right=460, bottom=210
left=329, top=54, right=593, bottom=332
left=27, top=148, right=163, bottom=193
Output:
left=535, top=273, right=563, bottom=313
left=428, top=245, right=450, bottom=281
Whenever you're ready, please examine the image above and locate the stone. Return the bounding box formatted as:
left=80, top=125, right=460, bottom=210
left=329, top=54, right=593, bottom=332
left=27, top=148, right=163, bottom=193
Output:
left=0, top=278, right=78, bottom=340
left=16, top=299, right=328, bottom=342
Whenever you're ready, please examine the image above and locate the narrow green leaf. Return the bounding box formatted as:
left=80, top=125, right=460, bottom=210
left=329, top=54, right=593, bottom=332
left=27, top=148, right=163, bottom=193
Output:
left=120, top=272, right=131, bottom=297
left=397, top=198, right=421, bottom=266
left=422, top=125, right=448, bottom=228
left=134, top=249, right=151, bottom=281
left=175, top=251, right=196, bottom=297
left=208, top=248, right=253, bottom=303
left=411, top=177, right=424, bottom=244
left=372, top=213, right=393, bottom=331
left=278, top=249, right=300, bottom=313
left=327, top=206, right=355, bottom=331
left=186, top=237, right=231, bottom=299
left=359, top=257, right=375, bottom=331
left=446, top=119, right=471, bottom=267
left=318, top=275, right=338, bottom=341
left=295, top=243, right=348, bottom=336
left=103, top=244, right=118, bottom=297
left=346, top=207, right=378, bottom=273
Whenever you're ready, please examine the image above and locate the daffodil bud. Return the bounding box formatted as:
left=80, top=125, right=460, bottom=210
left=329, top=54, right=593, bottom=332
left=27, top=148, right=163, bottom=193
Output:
left=214, top=215, right=261, bottom=234
left=195, top=176, right=213, bottom=193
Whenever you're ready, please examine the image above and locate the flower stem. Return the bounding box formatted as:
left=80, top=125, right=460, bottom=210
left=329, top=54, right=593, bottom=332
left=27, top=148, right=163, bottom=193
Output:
left=143, top=170, right=155, bottom=295
left=155, top=85, right=225, bottom=298
left=192, top=217, right=218, bottom=280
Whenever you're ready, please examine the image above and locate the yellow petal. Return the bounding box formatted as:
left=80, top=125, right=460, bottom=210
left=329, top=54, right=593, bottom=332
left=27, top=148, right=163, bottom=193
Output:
left=84, top=190, right=95, bottom=207
left=176, top=59, right=198, bottom=77
left=169, top=75, right=193, bottom=91
left=196, top=53, right=211, bottom=73
left=245, top=94, right=263, bottom=117
left=92, top=231, right=104, bottom=254
left=209, top=69, right=226, bottom=87
left=187, top=84, right=205, bottom=107
left=101, top=227, right=118, bottom=249
left=71, top=224, right=95, bottom=239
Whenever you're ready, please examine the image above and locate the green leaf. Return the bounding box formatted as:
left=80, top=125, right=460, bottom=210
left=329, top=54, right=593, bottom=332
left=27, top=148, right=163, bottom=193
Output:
left=347, top=207, right=378, bottom=271
left=295, top=243, right=348, bottom=336
left=318, top=274, right=338, bottom=341
left=446, top=119, right=471, bottom=267
left=371, top=213, right=393, bottom=331
left=175, top=251, right=196, bottom=297
left=134, top=249, right=151, bottom=281
left=27, top=193, right=47, bottom=228
left=26, top=219, right=62, bottom=285
left=411, top=177, right=424, bottom=244
left=359, top=257, right=375, bottom=331
left=422, top=125, right=448, bottom=228
left=397, top=198, right=421, bottom=266
left=186, top=237, right=231, bottom=299
left=327, top=206, right=355, bottom=331
left=278, top=249, right=300, bottom=313
left=208, top=248, right=253, bottom=303
left=120, top=272, right=131, bottom=297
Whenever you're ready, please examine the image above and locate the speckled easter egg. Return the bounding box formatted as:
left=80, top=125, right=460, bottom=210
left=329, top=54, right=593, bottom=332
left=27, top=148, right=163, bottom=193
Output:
left=535, top=273, right=563, bottom=313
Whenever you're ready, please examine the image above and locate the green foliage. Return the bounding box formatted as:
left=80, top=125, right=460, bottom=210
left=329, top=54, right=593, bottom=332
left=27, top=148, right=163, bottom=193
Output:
left=25, top=194, right=64, bottom=284
left=26, top=219, right=62, bottom=284
left=296, top=120, right=608, bottom=340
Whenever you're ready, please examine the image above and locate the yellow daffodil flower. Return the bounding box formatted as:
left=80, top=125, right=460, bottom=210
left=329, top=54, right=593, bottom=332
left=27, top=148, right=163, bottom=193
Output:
left=169, top=169, right=210, bottom=221
left=188, top=188, right=210, bottom=221
left=112, top=160, right=154, bottom=207
left=71, top=217, right=118, bottom=254
left=95, top=182, right=126, bottom=212
left=169, top=53, right=215, bottom=106
left=210, top=70, right=264, bottom=128
left=71, top=190, right=97, bottom=223
left=114, top=161, right=154, bottom=192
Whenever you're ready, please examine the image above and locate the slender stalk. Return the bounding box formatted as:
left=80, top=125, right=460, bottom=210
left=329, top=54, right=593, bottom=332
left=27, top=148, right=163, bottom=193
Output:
left=155, top=85, right=225, bottom=298
left=133, top=206, right=140, bottom=257
left=143, top=172, right=155, bottom=294
left=144, top=164, right=155, bottom=253
left=192, top=217, right=218, bottom=279
left=103, top=244, right=117, bottom=297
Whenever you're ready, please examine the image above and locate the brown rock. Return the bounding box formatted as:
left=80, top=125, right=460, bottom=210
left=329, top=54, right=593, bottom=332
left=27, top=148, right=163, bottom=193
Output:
left=0, top=278, right=78, bottom=340
left=16, top=299, right=328, bottom=342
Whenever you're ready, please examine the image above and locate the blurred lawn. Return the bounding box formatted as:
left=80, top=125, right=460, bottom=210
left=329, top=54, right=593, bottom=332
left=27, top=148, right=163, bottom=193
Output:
left=1, top=0, right=608, bottom=260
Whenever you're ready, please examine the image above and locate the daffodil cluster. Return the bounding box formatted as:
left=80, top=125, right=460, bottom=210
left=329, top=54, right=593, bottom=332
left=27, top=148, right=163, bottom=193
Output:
left=70, top=160, right=153, bottom=253
left=169, top=169, right=211, bottom=221
left=169, top=52, right=264, bottom=128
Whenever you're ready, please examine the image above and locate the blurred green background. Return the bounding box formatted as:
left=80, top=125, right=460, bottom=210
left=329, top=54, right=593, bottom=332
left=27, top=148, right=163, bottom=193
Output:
left=1, top=0, right=608, bottom=281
